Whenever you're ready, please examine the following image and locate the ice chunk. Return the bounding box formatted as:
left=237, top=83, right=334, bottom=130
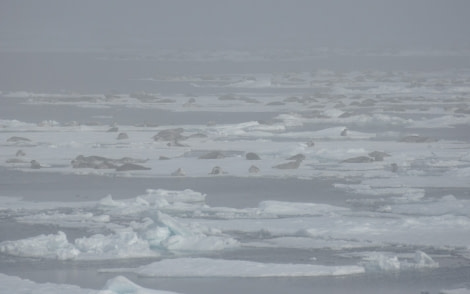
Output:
left=0, top=231, right=79, bottom=260
left=155, top=212, right=239, bottom=251
left=413, top=250, right=439, bottom=268
left=74, top=229, right=156, bottom=259
left=362, top=251, right=438, bottom=272
left=362, top=253, right=401, bottom=272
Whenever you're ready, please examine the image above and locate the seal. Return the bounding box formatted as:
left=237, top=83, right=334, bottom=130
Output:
left=209, top=166, right=223, bottom=175
left=30, top=160, right=41, bottom=169
left=273, top=159, right=302, bottom=169
left=115, top=163, right=151, bottom=171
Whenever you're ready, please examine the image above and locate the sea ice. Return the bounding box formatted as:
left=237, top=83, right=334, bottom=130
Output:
left=0, top=273, right=181, bottom=294
left=440, top=289, right=470, bottom=294
left=103, top=257, right=365, bottom=278
left=361, top=251, right=438, bottom=272
left=0, top=231, right=80, bottom=260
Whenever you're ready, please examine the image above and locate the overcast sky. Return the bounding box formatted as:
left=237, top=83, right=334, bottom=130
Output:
left=1, top=0, right=469, bottom=51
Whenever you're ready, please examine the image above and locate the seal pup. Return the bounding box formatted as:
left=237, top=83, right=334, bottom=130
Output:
left=340, top=128, right=348, bottom=136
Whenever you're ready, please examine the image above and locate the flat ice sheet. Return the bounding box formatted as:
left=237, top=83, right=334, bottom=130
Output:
left=103, top=257, right=365, bottom=277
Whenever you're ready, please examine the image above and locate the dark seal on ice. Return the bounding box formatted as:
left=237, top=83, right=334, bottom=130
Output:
left=153, top=128, right=187, bottom=142
left=30, top=160, right=41, bottom=169
left=245, top=152, right=261, bottom=160
left=116, top=163, right=151, bottom=171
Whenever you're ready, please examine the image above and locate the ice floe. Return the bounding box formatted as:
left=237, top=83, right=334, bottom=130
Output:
left=1, top=187, right=469, bottom=264
left=103, top=257, right=365, bottom=278
left=0, top=273, right=181, bottom=294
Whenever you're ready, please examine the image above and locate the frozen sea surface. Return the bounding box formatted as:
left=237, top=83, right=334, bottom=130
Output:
left=1, top=51, right=470, bottom=293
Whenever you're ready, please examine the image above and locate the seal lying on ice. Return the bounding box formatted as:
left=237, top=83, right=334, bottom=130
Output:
left=273, top=154, right=306, bottom=170
left=30, top=160, right=41, bottom=169
left=209, top=166, right=224, bottom=175
left=115, top=163, right=151, bottom=171
left=245, top=152, right=261, bottom=160
left=273, top=159, right=302, bottom=169
left=153, top=128, right=187, bottom=142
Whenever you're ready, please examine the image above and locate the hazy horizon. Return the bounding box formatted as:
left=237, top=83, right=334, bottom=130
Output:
left=1, top=0, right=470, bottom=52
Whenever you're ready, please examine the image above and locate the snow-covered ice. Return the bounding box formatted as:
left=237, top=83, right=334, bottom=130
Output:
left=1, top=50, right=470, bottom=293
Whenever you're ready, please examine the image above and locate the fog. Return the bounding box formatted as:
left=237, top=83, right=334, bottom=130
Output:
left=1, top=2, right=470, bottom=294
left=1, top=0, right=470, bottom=51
